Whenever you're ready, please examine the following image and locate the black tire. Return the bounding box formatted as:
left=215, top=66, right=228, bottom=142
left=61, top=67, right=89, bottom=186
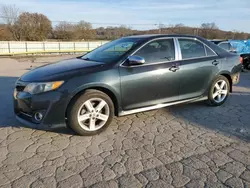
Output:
left=246, top=61, right=250, bottom=70
left=207, top=75, right=230, bottom=106
left=243, top=59, right=250, bottom=70
left=67, top=89, right=114, bottom=136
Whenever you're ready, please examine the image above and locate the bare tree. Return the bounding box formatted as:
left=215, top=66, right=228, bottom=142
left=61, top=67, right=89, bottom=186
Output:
left=200, top=22, right=219, bottom=39
left=95, top=25, right=134, bottom=40
left=53, top=22, right=75, bottom=40
left=74, top=21, right=95, bottom=40
left=0, top=24, right=12, bottom=40
left=201, top=23, right=218, bottom=30
left=0, top=4, right=21, bottom=40
left=16, top=12, right=52, bottom=41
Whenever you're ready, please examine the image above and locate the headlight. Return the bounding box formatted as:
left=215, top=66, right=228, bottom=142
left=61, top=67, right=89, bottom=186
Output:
left=24, top=81, right=64, bottom=94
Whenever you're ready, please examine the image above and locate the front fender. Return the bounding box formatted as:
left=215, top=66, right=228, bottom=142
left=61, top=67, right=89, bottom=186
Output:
left=61, top=67, right=121, bottom=116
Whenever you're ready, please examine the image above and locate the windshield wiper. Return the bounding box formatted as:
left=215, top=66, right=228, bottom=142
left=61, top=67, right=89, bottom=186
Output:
left=81, top=57, right=91, bottom=61
left=81, top=57, right=96, bottom=62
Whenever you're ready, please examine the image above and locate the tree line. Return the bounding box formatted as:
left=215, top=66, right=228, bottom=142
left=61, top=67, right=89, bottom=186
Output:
left=1, top=4, right=250, bottom=41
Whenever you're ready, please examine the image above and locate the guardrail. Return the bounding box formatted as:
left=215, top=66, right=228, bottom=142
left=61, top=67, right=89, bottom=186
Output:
left=0, top=49, right=91, bottom=56
left=0, top=41, right=108, bottom=56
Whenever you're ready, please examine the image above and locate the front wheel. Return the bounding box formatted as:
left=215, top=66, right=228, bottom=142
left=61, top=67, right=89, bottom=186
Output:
left=67, top=90, right=114, bottom=136
left=207, top=75, right=230, bottom=106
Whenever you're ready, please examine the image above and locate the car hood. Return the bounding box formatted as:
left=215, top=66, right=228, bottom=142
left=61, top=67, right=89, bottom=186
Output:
left=20, top=58, right=105, bottom=82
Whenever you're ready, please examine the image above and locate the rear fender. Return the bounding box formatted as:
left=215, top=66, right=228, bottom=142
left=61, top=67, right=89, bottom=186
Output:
left=216, top=71, right=233, bottom=92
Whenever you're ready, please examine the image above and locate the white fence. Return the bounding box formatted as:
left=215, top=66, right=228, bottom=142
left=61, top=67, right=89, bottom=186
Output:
left=0, top=41, right=109, bottom=55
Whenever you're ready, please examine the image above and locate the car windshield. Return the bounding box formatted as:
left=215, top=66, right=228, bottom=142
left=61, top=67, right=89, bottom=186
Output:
left=81, top=38, right=143, bottom=63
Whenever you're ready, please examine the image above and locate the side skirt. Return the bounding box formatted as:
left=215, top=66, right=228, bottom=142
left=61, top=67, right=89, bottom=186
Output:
left=119, top=96, right=208, bottom=116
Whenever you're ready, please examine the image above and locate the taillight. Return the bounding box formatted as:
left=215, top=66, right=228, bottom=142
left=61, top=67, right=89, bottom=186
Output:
left=240, top=57, right=243, bottom=64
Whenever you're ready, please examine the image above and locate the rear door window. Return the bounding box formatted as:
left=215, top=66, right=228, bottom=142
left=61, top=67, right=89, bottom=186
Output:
left=178, top=39, right=206, bottom=59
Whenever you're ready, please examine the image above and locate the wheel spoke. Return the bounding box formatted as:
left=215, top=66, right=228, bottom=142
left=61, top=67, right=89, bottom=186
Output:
left=97, top=113, right=109, bottom=121
left=217, top=94, right=222, bottom=101
left=89, top=118, right=96, bottom=130
left=221, top=90, right=228, bottom=95
left=78, top=113, right=91, bottom=122
left=220, top=81, right=226, bottom=89
left=95, top=100, right=106, bottom=112
left=85, top=100, right=95, bottom=112
left=213, top=92, right=219, bottom=99
left=215, top=83, right=220, bottom=90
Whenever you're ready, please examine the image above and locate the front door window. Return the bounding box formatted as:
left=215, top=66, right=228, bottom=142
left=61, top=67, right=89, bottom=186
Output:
left=134, top=39, right=175, bottom=63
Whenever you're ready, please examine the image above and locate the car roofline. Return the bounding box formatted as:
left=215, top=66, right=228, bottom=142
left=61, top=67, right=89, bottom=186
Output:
left=123, top=34, right=204, bottom=40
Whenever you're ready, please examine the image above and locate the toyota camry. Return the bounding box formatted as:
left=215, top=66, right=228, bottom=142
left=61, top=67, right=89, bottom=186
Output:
left=14, top=34, right=242, bottom=135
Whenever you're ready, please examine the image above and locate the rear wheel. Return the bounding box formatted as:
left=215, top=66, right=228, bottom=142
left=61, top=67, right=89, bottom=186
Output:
left=67, top=90, right=114, bottom=136
left=207, top=75, right=230, bottom=106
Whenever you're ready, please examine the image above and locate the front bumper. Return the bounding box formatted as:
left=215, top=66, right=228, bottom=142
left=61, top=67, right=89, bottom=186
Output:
left=14, top=82, right=68, bottom=129
left=15, top=115, right=66, bottom=130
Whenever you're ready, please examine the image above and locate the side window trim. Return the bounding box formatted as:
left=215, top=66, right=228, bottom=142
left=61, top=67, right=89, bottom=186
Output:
left=120, top=37, right=179, bottom=67
left=205, top=44, right=216, bottom=56
left=173, top=37, right=182, bottom=60
left=204, top=44, right=208, bottom=56
left=205, top=45, right=218, bottom=57
left=177, top=37, right=218, bottom=61
left=229, top=43, right=233, bottom=49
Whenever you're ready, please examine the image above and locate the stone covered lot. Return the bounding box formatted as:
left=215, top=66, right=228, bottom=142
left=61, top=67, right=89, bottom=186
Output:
left=0, top=57, right=250, bottom=188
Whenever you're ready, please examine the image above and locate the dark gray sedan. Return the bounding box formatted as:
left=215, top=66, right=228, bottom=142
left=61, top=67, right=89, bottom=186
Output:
left=14, top=34, right=242, bottom=135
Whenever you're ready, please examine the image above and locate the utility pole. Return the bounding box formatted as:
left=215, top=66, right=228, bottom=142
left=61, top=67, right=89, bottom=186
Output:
left=158, top=22, right=164, bottom=34
left=194, top=27, right=199, bottom=35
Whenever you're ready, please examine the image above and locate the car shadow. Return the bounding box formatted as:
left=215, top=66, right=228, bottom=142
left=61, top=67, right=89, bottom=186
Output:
left=0, top=76, right=75, bottom=135
left=167, top=72, right=250, bottom=142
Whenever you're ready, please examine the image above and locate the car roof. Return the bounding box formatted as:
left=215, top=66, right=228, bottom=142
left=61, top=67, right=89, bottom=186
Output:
left=210, top=39, right=228, bottom=41
left=124, top=34, right=203, bottom=40
left=124, top=34, right=230, bottom=56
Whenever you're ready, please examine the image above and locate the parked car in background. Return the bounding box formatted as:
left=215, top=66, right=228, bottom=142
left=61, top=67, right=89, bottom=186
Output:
left=210, top=39, right=250, bottom=70
left=14, top=34, right=242, bottom=136
left=209, top=39, right=228, bottom=45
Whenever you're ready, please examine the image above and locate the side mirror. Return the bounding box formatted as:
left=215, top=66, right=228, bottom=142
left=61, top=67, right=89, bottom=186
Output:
left=128, top=55, right=145, bottom=66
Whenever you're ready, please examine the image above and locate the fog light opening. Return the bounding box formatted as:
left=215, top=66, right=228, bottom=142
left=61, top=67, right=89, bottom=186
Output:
left=34, top=112, right=43, bottom=122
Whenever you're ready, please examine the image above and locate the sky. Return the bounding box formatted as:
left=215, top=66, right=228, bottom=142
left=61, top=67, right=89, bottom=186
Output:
left=0, top=0, right=250, bottom=32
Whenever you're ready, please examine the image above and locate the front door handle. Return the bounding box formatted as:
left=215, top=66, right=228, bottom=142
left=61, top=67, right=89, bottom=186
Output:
left=212, top=60, right=219, bottom=66
left=169, top=66, right=179, bottom=72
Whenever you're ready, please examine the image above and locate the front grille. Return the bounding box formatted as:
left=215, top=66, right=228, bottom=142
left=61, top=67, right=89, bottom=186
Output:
left=16, top=85, right=25, bottom=92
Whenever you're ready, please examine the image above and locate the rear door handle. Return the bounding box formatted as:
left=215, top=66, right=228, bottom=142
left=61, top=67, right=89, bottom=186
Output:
left=169, top=65, right=179, bottom=72
left=212, top=60, right=219, bottom=66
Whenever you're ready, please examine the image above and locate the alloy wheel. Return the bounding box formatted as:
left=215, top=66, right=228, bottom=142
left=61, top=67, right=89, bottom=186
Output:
left=77, top=98, right=110, bottom=131
left=212, top=80, right=228, bottom=103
